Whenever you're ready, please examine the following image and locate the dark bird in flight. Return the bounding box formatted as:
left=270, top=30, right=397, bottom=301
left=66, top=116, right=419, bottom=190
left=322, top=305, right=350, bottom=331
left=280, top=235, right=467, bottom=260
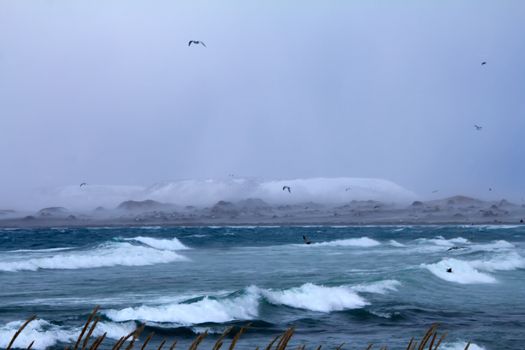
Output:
left=80, top=183, right=87, bottom=187
left=474, top=124, right=483, bottom=131
left=188, top=40, right=206, bottom=47
left=303, top=235, right=312, bottom=245
left=481, top=61, right=487, bottom=65
left=489, top=188, right=493, bottom=191
left=282, top=186, right=291, bottom=193
left=345, top=187, right=351, bottom=192
left=446, top=268, right=453, bottom=273
left=432, top=190, right=439, bottom=193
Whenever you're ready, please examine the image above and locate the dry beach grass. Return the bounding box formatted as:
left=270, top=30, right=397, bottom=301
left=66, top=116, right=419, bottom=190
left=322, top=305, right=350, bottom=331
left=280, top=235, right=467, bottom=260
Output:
left=3, top=307, right=472, bottom=350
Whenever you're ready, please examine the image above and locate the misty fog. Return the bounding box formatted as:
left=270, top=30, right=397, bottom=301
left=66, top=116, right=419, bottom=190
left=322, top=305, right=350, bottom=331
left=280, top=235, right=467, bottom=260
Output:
left=1, top=0, right=524, bottom=210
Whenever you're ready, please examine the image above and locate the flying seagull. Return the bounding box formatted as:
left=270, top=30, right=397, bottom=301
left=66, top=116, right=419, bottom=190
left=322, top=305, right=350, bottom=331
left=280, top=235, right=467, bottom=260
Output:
left=345, top=187, right=351, bottom=192
left=188, top=40, right=206, bottom=47
left=432, top=190, right=439, bottom=193
left=303, top=235, right=312, bottom=245
left=80, top=183, right=87, bottom=187
left=282, top=186, right=291, bottom=193
left=474, top=124, right=483, bottom=131
left=481, top=61, right=487, bottom=65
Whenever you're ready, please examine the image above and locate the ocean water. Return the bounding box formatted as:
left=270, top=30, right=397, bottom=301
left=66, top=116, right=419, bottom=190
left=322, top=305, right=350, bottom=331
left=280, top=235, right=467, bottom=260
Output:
left=0, top=225, right=524, bottom=350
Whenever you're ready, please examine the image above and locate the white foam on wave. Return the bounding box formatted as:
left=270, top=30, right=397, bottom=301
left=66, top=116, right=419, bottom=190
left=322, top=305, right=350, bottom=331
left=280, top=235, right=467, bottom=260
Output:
left=92, top=321, right=137, bottom=339
left=257, top=283, right=369, bottom=312
left=104, top=281, right=384, bottom=324
left=422, top=253, right=525, bottom=284
left=410, top=236, right=515, bottom=254
left=421, top=236, right=470, bottom=247
left=477, top=225, right=520, bottom=230
left=0, top=319, right=133, bottom=350
left=351, top=280, right=401, bottom=294
left=3, top=247, right=73, bottom=253
left=441, top=341, right=486, bottom=350
left=0, top=319, right=76, bottom=350
left=124, top=236, right=190, bottom=250
left=311, top=237, right=380, bottom=248
left=0, top=242, right=188, bottom=272
left=388, top=240, right=406, bottom=247
left=469, top=240, right=515, bottom=252
left=469, top=252, right=525, bottom=271
left=104, top=291, right=259, bottom=325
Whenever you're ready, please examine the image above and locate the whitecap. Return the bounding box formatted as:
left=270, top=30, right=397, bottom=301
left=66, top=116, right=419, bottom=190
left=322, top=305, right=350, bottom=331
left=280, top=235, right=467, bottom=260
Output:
left=441, top=341, right=486, bottom=350
left=0, top=319, right=133, bottom=350
left=422, top=253, right=525, bottom=284
left=310, top=237, right=380, bottom=248
left=104, top=292, right=259, bottom=325
left=352, top=280, right=401, bottom=294
left=0, top=242, right=188, bottom=272
left=257, top=283, right=369, bottom=312
left=123, top=236, right=190, bottom=250
left=3, top=247, right=73, bottom=254
left=469, top=240, right=515, bottom=252
left=388, top=240, right=406, bottom=247
left=0, top=319, right=76, bottom=350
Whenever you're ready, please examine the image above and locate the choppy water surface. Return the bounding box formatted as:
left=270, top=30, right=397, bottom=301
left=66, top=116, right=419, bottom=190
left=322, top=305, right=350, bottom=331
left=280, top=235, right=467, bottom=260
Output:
left=1, top=225, right=524, bottom=350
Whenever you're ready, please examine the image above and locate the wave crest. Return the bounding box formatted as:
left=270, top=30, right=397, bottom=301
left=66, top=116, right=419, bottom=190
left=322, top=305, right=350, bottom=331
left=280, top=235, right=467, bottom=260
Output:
left=123, top=236, right=190, bottom=250
left=104, top=281, right=397, bottom=324
left=0, top=319, right=133, bottom=350
left=422, top=253, right=525, bottom=284
left=311, top=237, right=380, bottom=248
left=441, top=342, right=486, bottom=350
left=351, top=280, right=401, bottom=294
left=0, top=242, right=188, bottom=272
left=104, top=292, right=259, bottom=325
left=256, top=283, right=369, bottom=313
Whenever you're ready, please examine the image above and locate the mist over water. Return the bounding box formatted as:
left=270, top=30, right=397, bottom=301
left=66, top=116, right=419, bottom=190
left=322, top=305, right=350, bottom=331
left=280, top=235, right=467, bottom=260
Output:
left=5, top=177, right=417, bottom=211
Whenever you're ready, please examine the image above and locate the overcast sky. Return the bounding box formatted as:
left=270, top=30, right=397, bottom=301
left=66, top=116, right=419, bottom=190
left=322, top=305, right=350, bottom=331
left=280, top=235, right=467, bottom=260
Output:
left=1, top=0, right=524, bottom=206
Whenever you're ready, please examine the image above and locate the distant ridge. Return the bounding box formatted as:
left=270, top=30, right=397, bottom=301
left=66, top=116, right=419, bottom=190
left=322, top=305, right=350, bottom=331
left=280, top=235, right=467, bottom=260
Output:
left=117, top=200, right=175, bottom=211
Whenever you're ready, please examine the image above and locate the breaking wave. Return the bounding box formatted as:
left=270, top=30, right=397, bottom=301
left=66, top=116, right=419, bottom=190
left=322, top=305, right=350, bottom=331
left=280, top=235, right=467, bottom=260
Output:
left=104, top=281, right=398, bottom=325
left=123, top=236, right=190, bottom=250
left=104, top=291, right=259, bottom=325
left=422, top=253, right=525, bottom=284
left=257, top=283, right=369, bottom=312
left=3, top=247, right=73, bottom=253
left=441, top=342, right=486, bottom=350
left=469, top=240, right=515, bottom=252
left=388, top=240, right=406, bottom=247
left=0, top=242, right=188, bottom=272
left=0, top=319, right=134, bottom=350
left=351, top=280, right=401, bottom=294
left=310, top=237, right=380, bottom=247
left=418, top=236, right=470, bottom=247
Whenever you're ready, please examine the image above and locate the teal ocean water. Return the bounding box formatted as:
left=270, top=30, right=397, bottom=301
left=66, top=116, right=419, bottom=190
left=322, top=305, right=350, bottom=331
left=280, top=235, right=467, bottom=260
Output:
left=0, top=225, right=524, bottom=350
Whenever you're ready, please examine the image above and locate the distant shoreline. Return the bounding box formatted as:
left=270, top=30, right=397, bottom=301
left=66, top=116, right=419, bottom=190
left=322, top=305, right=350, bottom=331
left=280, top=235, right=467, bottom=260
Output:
left=1, top=195, right=524, bottom=229
left=1, top=217, right=523, bottom=229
